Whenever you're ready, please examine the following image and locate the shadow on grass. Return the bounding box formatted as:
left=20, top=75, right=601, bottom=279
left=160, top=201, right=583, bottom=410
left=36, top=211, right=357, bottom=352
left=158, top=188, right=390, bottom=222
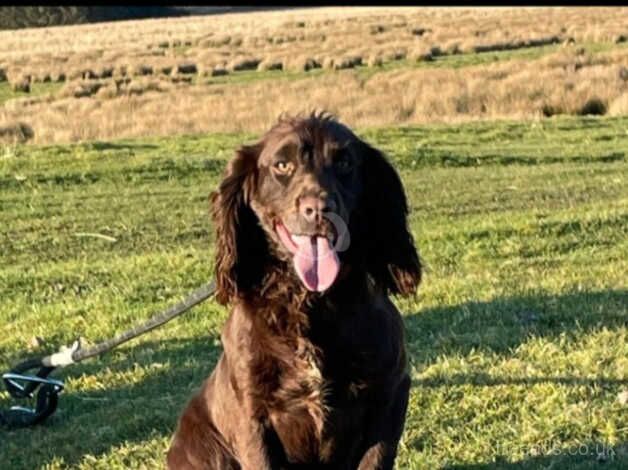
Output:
left=392, top=150, right=625, bottom=169
left=0, top=335, right=222, bottom=469
left=83, top=141, right=160, bottom=152
left=405, top=289, right=627, bottom=469
left=404, top=289, right=627, bottom=369
left=1, top=289, right=625, bottom=468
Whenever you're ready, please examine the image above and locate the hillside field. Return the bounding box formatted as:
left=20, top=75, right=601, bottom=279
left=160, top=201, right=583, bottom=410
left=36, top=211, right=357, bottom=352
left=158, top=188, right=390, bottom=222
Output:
left=0, top=6, right=627, bottom=470
left=1, top=7, right=627, bottom=143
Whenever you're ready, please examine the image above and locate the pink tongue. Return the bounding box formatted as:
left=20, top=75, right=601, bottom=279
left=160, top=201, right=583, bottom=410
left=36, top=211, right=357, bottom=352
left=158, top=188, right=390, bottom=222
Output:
left=291, top=235, right=340, bottom=292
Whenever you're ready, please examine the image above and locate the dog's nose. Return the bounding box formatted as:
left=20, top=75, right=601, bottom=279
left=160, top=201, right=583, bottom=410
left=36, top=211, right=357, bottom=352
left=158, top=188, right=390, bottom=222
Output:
left=299, top=195, right=337, bottom=222
left=299, top=196, right=321, bottom=223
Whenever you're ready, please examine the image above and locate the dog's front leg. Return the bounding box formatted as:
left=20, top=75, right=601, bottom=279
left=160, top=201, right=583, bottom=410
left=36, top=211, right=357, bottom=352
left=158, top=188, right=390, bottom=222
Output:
left=357, top=374, right=411, bottom=470
left=228, top=375, right=272, bottom=469
left=218, top=310, right=273, bottom=469
left=233, top=417, right=272, bottom=470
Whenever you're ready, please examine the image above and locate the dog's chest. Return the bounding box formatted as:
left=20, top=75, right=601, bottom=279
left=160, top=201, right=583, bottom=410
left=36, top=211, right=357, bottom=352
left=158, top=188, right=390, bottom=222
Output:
left=266, top=325, right=376, bottom=463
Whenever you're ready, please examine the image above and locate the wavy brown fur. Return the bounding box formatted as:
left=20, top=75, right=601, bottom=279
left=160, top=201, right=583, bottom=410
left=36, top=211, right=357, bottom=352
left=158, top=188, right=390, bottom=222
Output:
left=168, top=112, right=420, bottom=469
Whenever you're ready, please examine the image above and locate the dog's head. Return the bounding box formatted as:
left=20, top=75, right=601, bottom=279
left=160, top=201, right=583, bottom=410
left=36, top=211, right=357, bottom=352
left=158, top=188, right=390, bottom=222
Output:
left=211, top=112, right=421, bottom=304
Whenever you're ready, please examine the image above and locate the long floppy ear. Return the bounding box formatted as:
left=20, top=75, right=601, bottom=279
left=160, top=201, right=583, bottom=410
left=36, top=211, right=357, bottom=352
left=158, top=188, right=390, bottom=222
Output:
left=211, top=143, right=268, bottom=305
left=357, top=141, right=422, bottom=296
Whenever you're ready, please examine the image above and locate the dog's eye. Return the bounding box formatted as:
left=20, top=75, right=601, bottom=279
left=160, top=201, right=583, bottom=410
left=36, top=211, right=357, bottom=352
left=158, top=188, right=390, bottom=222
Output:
left=273, top=160, right=293, bottom=175
left=334, top=153, right=353, bottom=174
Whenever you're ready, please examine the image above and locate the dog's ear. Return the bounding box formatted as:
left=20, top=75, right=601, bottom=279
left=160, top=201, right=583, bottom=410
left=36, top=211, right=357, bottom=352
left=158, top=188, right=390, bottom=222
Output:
left=356, top=141, right=421, bottom=296
left=211, top=143, right=268, bottom=305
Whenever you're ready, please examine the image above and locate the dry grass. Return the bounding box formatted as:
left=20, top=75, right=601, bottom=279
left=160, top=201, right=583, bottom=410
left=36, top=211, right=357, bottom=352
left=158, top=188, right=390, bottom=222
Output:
left=1, top=7, right=627, bottom=143
left=2, top=7, right=626, bottom=83
left=2, top=43, right=626, bottom=144
left=609, top=92, right=628, bottom=116
left=0, top=121, right=33, bottom=143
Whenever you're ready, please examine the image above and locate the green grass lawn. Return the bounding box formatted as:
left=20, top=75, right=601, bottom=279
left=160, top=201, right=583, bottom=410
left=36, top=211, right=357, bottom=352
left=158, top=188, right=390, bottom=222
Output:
left=0, top=116, right=626, bottom=469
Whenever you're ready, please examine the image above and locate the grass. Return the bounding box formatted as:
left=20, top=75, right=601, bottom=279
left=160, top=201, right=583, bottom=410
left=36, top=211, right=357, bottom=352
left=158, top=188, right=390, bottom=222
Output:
left=0, top=116, right=627, bottom=469
left=0, top=81, right=63, bottom=105
left=197, top=43, right=566, bottom=88
left=360, top=117, right=628, bottom=168
left=355, top=43, right=564, bottom=81
left=4, top=35, right=628, bottom=144
left=201, top=41, right=583, bottom=88
left=0, top=40, right=621, bottom=108
left=201, top=66, right=326, bottom=86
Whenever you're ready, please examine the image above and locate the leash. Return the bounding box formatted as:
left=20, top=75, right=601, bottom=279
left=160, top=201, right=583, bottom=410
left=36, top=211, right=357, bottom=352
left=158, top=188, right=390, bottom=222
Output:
left=1, top=281, right=216, bottom=429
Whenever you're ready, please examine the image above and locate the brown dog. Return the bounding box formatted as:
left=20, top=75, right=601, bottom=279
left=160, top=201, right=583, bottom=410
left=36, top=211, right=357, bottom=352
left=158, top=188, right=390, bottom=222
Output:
left=167, top=112, right=421, bottom=469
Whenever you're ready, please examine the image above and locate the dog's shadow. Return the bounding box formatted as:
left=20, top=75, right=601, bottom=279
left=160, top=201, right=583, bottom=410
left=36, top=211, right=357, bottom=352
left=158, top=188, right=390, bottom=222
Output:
left=404, top=288, right=627, bottom=373
left=1, top=289, right=626, bottom=469
left=402, top=288, right=627, bottom=469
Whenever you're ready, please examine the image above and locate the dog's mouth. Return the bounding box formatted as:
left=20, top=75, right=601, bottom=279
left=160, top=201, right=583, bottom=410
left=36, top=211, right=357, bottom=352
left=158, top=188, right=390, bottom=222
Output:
left=274, top=220, right=340, bottom=292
